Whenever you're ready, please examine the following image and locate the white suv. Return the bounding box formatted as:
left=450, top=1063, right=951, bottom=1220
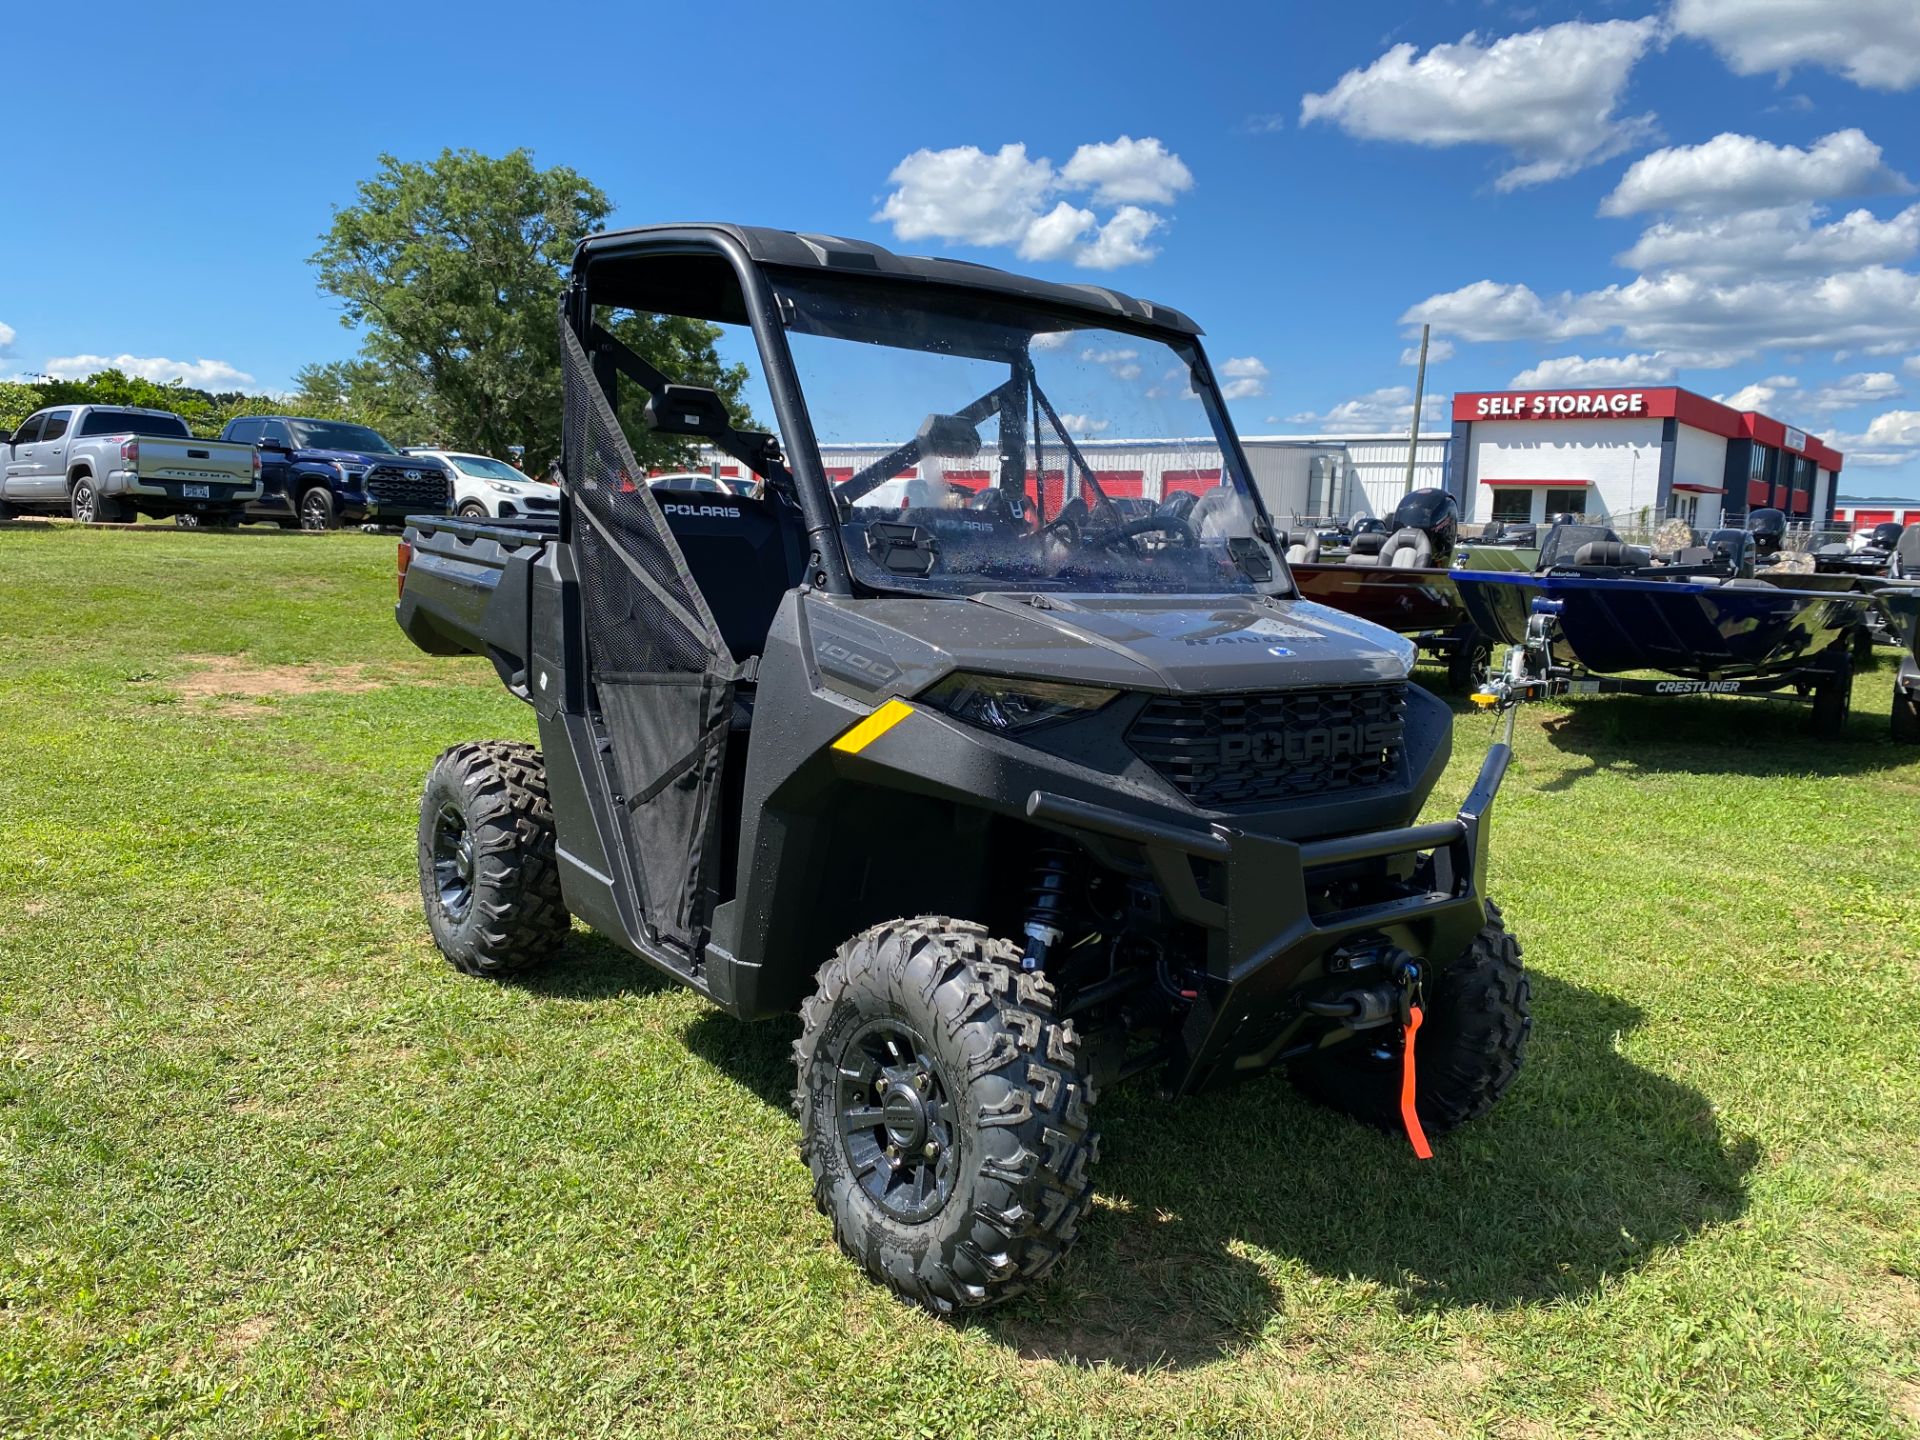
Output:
left=404, top=450, right=560, bottom=519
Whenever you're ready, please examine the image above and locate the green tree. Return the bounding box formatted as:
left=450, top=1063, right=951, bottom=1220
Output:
left=311, top=148, right=752, bottom=467
left=0, top=381, right=41, bottom=431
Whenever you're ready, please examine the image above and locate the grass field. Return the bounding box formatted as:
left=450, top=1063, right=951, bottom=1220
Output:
left=2, top=523, right=1917, bottom=1439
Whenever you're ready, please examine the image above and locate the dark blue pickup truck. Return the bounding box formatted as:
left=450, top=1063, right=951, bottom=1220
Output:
left=217, top=415, right=451, bottom=530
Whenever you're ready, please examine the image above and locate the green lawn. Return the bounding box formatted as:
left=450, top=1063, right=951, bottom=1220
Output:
left=2, top=524, right=1916, bottom=1439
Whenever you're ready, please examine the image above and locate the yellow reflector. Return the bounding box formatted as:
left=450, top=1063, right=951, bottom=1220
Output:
left=832, top=698, right=915, bottom=754
left=1469, top=692, right=1497, bottom=708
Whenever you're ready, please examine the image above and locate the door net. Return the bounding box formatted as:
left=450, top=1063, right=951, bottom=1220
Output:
left=560, top=321, right=737, bottom=954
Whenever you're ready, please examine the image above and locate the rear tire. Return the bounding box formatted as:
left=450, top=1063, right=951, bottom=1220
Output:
left=1290, top=900, right=1530, bottom=1138
left=1444, top=631, right=1492, bottom=694
left=1811, top=645, right=1853, bottom=739
left=417, top=741, right=571, bottom=977
left=70, top=477, right=107, bottom=524
left=298, top=487, right=339, bottom=531
left=794, top=918, right=1098, bottom=1314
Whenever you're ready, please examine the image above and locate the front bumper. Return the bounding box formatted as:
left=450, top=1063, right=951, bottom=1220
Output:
left=1026, top=741, right=1510, bottom=1095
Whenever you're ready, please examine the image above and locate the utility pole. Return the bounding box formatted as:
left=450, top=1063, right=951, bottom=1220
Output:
left=1403, top=323, right=1430, bottom=494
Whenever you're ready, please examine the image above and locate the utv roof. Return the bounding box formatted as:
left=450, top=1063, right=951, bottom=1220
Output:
left=572, top=223, right=1204, bottom=336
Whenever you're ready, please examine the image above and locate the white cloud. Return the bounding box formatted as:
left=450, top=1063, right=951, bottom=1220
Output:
left=1618, top=203, right=1920, bottom=278
left=1018, top=201, right=1097, bottom=262
left=1281, top=385, right=1450, bottom=433
left=1219, top=356, right=1270, bottom=400
left=1509, top=352, right=1683, bottom=387
left=1058, top=136, right=1194, bottom=206
left=1407, top=265, right=1920, bottom=358
left=1079, top=207, right=1165, bottom=271
left=1715, top=375, right=1798, bottom=411
left=1399, top=337, right=1455, bottom=365
left=1829, top=409, right=1920, bottom=467
left=0, top=321, right=14, bottom=354
left=42, top=353, right=256, bottom=389
left=1671, top=0, right=1920, bottom=91
left=1055, top=412, right=1110, bottom=435
left=1079, top=346, right=1142, bottom=382
left=1600, top=129, right=1910, bottom=217
left=876, top=137, right=1189, bottom=269
left=1806, top=371, right=1903, bottom=410
left=1299, top=19, right=1661, bottom=190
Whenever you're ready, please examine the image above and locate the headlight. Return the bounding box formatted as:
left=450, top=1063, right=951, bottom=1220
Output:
left=920, top=673, right=1117, bottom=734
left=485, top=480, right=521, bottom=494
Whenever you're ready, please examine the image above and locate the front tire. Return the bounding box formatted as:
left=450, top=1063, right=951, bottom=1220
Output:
left=417, top=741, right=571, bottom=977
left=298, top=487, right=339, bottom=531
left=457, top=500, right=490, bottom=519
left=794, top=918, right=1098, bottom=1314
left=1291, top=901, right=1530, bottom=1138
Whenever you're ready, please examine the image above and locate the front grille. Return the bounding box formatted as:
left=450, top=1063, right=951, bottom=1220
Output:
left=1128, top=684, right=1406, bottom=809
left=365, top=466, right=447, bottom=510
left=522, top=493, right=559, bottom=512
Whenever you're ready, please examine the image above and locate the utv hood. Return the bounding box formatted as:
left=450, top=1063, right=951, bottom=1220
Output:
left=817, top=591, right=1416, bottom=696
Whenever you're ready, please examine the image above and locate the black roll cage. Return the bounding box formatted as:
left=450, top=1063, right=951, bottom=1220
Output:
left=561, top=225, right=1277, bottom=598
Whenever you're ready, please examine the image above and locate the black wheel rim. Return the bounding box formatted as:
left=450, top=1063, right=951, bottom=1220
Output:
left=836, top=1018, right=958, bottom=1222
left=431, top=802, right=476, bottom=921
left=301, top=494, right=328, bottom=530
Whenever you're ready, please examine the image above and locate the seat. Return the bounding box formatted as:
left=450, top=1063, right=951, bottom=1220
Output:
left=1570, top=540, right=1652, bottom=569
left=653, top=487, right=807, bottom=665
left=1378, top=526, right=1432, bottom=569
left=1343, top=530, right=1387, bottom=566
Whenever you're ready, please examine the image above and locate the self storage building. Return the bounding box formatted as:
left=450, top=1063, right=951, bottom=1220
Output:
left=1445, top=386, right=1844, bottom=531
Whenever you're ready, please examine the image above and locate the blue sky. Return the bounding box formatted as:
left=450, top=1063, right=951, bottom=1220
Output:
left=5, top=0, right=1919, bottom=495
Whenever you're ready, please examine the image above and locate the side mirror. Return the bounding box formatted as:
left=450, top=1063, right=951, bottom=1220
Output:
left=257, top=438, right=289, bottom=453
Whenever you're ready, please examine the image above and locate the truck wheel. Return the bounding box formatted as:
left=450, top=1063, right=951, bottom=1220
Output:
left=793, top=918, right=1098, bottom=1314
left=69, top=477, right=102, bottom=524
left=1894, top=683, right=1920, bottom=745
left=298, top=487, right=339, bottom=531
left=1290, top=901, right=1530, bottom=1138
left=416, top=740, right=571, bottom=978
left=174, top=513, right=202, bottom=529
left=1811, top=645, right=1853, bottom=739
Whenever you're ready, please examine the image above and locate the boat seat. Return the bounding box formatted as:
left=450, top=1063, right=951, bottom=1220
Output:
left=1379, top=526, right=1432, bottom=569
left=1673, top=545, right=1713, bottom=566
left=1284, top=530, right=1321, bottom=564
left=1344, top=531, right=1387, bottom=566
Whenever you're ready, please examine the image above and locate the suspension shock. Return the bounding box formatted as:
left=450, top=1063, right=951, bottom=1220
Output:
left=1020, top=843, right=1073, bottom=972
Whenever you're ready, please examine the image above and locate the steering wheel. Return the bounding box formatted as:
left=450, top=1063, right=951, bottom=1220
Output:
left=1083, top=513, right=1198, bottom=552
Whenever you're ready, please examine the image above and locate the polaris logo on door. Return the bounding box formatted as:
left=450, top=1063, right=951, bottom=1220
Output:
left=1217, top=720, right=1401, bottom=766
left=662, top=502, right=740, bottom=519
left=1654, top=680, right=1740, bottom=694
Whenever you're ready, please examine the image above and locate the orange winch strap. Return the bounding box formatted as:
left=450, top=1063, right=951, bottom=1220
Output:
left=1400, top=1004, right=1434, bottom=1161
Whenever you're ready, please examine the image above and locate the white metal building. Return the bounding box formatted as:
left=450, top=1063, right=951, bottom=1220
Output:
left=700, top=433, right=1451, bottom=523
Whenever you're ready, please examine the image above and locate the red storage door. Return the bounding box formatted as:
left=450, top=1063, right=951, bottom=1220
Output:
left=1093, top=469, right=1144, bottom=499
left=1024, top=469, right=1065, bottom=514
left=1161, top=468, right=1221, bottom=498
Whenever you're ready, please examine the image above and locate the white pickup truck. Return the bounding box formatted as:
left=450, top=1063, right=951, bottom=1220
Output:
left=0, top=404, right=261, bottom=523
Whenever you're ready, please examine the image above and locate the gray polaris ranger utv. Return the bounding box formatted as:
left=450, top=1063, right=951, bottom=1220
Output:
left=396, top=223, right=1530, bottom=1314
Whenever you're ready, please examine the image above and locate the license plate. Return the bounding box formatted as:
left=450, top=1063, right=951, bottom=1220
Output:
left=182, top=484, right=211, bottom=499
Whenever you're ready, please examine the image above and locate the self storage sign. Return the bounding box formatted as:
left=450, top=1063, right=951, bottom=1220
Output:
left=1472, top=391, right=1648, bottom=419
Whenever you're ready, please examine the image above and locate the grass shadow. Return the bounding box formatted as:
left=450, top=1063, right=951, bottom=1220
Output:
left=1526, top=681, right=1913, bottom=787
left=682, top=974, right=1755, bottom=1373
left=505, top=930, right=675, bottom=1003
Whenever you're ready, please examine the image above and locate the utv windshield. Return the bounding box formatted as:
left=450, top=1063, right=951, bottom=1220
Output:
left=772, top=273, right=1281, bottom=597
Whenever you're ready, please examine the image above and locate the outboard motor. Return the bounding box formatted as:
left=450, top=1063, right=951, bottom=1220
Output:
left=1376, top=488, right=1460, bottom=570
left=1868, top=521, right=1904, bottom=554
left=1747, top=507, right=1787, bottom=558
